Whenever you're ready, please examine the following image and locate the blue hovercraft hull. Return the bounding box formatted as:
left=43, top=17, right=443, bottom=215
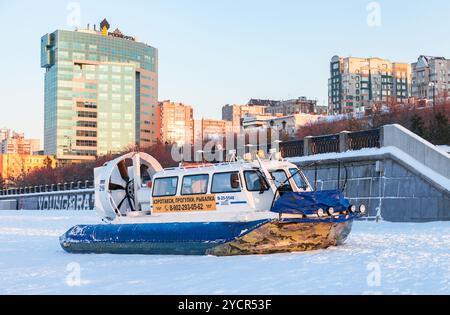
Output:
left=59, top=215, right=356, bottom=256
left=59, top=220, right=271, bottom=255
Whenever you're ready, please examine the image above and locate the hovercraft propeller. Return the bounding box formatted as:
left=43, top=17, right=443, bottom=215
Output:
left=109, top=160, right=135, bottom=212
left=94, top=152, right=163, bottom=222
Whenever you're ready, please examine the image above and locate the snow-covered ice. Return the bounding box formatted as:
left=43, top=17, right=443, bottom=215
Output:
left=0, top=210, right=449, bottom=295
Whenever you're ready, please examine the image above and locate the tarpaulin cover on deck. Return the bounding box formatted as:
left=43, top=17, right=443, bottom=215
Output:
left=271, top=190, right=350, bottom=215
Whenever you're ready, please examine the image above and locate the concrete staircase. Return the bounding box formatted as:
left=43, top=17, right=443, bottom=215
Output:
left=291, top=124, right=450, bottom=222
left=382, top=124, right=450, bottom=179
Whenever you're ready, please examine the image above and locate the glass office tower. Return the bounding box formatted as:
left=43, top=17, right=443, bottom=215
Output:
left=41, top=20, right=158, bottom=161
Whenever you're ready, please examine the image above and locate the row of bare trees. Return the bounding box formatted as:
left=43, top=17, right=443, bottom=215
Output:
left=1, top=141, right=177, bottom=189
left=297, top=102, right=450, bottom=146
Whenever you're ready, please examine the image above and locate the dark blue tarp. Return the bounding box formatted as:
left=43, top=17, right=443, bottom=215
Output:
left=271, top=190, right=350, bottom=215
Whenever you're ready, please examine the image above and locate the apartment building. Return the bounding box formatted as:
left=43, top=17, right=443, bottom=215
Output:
left=222, top=104, right=266, bottom=133
left=194, top=119, right=231, bottom=144
left=265, top=97, right=321, bottom=116
left=158, top=100, right=194, bottom=145
left=242, top=114, right=320, bottom=138
left=1, top=131, right=40, bottom=155
left=329, top=55, right=411, bottom=114
left=412, top=55, right=450, bottom=102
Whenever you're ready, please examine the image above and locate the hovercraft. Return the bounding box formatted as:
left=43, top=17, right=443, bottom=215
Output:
left=60, top=151, right=365, bottom=256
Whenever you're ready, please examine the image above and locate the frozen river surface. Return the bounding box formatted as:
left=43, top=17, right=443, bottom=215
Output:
left=0, top=211, right=449, bottom=295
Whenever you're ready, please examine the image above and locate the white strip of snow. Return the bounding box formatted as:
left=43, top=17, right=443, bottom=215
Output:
left=288, top=146, right=450, bottom=192
left=0, top=227, right=63, bottom=237
left=437, top=145, right=450, bottom=154
left=288, top=147, right=382, bottom=164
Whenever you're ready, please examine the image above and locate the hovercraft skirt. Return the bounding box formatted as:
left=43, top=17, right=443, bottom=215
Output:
left=59, top=220, right=271, bottom=255
left=60, top=216, right=355, bottom=256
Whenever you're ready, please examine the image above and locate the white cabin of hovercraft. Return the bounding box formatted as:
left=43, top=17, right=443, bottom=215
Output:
left=94, top=152, right=313, bottom=223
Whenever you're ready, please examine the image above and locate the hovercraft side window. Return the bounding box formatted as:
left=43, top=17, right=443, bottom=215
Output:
left=244, top=171, right=269, bottom=192
left=211, top=172, right=241, bottom=194
left=152, top=177, right=178, bottom=197
left=181, top=174, right=209, bottom=196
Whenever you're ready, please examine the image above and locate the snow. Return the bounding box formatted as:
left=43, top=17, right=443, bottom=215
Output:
left=288, top=146, right=450, bottom=192
left=437, top=145, right=450, bottom=154
left=288, top=147, right=383, bottom=164
left=0, top=210, right=449, bottom=295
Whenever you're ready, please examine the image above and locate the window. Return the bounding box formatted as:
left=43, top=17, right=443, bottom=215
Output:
left=76, top=102, right=97, bottom=109
left=76, top=130, right=97, bottom=137
left=76, top=140, right=97, bottom=147
left=181, top=174, right=209, bottom=195
left=153, top=177, right=178, bottom=197
left=289, top=168, right=308, bottom=190
left=77, top=111, right=97, bottom=118
left=211, top=172, right=241, bottom=193
left=244, top=171, right=269, bottom=192
left=270, top=170, right=291, bottom=189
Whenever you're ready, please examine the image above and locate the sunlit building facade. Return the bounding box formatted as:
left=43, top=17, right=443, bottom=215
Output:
left=0, top=154, right=57, bottom=180
left=41, top=19, right=158, bottom=161
left=194, top=119, right=231, bottom=144
left=329, top=56, right=411, bottom=114
left=242, top=113, right=320, bottom=138
left=222, top=104, right=266, bottom=133
left=158, top=100, right=194, bottom=145
left=0, top=130, right=40, bottom=155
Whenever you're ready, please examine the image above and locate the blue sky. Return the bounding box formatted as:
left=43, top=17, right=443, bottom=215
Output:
left=1, top=0, right=449, bottom=143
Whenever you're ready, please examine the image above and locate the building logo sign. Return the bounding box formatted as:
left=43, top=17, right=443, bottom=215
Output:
left=99, top=18, right=135, bottom=41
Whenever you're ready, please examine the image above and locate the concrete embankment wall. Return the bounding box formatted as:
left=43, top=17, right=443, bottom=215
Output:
left=295, top=151, right=450, bottom=223
left=0, top=190, right=95, bottom=211
left=0, top=199, right=17, bottom=210
left=382, top=124, right=450, bottom=179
